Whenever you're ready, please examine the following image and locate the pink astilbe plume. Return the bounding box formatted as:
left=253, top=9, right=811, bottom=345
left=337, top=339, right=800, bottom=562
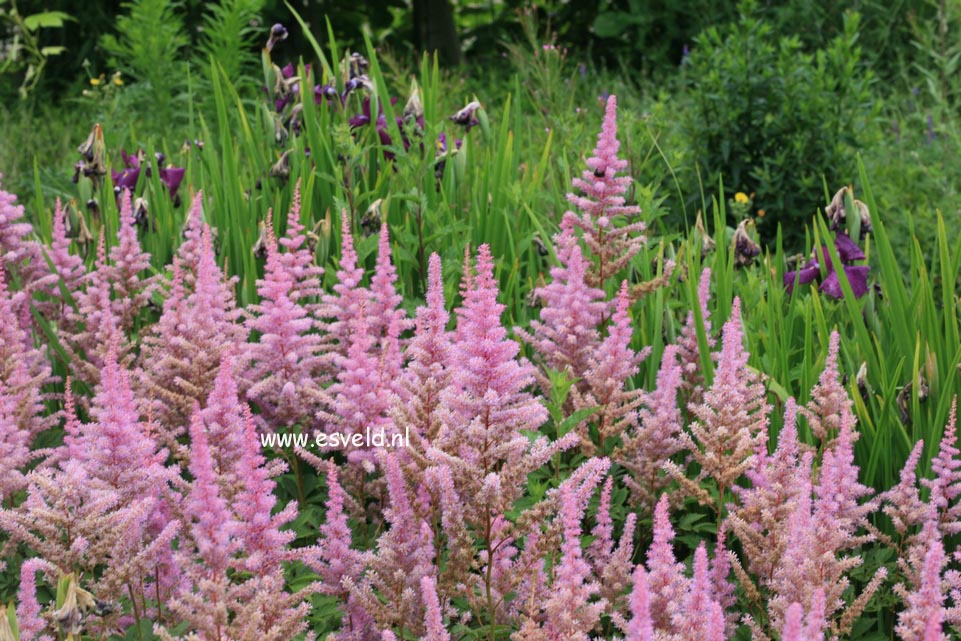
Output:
left=354, top=452, right=437, bottom=634
left=646, top=494, right=687, bottom=631
left=626, top=565, right=654, bottom=641
left=175, top=191, right=207, bottom=288
left=666, top=297, right=769, bottom=512
left=882, top=439, right=929, bottom=536
left=234, top=405, right=298, bottom=576
left=675, top=267, right=716, bottom=404
left=421, top=575, right=451, bottom=641
left=514, top=457, right=610, bottom=638
left=671, top=544, right=726, bottom=641
left=802, top=331, right=850, bottom=442
left=432, top=243, right=561, bottom=518
left=392, top=252, right=452, bottom=450
left=276, top=179, right=325, bottom=302
left=303, top=459, right=374, bottom=638
left=33, top=197, right=85, bottom=321
left=617, top=343, right=683, bottom=510
left=571, top=280, right=649, bottom=454
left=108, top=189, right=155, bottom=327
left=728, top=398, right=805, bottom=586
left=923, top=397, right=961, bottom=537
left=16, top=557, right=55, bottom=641
left=141, top=223, right=246, bottom=442
left=0, top=175, right=48, bottom=303
left=564, top=95, right=646, bottom=287
left=244, top=201, right=330, bottom=429
left=368, top=222, right=413, bottom=382
left=896, top=516, right=948, bottom=641
left=0, top=267, right=53, bottom=484
left=321, top=216, right=370, bottom=356
left=587, top=476, right=637, bottom=615
left=516, top=216, right=607, bottom=390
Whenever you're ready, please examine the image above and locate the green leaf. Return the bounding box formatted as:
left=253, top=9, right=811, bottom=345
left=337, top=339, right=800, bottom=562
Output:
left=39, top=46, right=65, bottom=56
left=557, top=407, right=601, bottom=438
left=23, top=11, right=73, bottom=30
left=592, top=12, right=639, bottom=38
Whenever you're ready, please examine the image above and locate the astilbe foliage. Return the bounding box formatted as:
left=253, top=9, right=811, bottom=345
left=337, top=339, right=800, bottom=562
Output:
left=564, top=95, right=646, bottom=288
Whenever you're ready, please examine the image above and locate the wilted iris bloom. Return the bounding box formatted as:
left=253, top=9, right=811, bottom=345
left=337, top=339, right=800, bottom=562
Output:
left=733, top=219, right=761, bottom=267
left=266, top=23, right=287, bottom=52
left=784, top=232, right=869, bottom=299
left=450, top=101, right=480, bottom=129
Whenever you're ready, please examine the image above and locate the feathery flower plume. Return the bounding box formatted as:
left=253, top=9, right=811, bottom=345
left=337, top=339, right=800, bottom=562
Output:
left=666, top=297, right=769, bottom=513
left=0, top=175, right=48, bottom=298
left=421, top=575, right=450, bottom=641
left=245, top=206, right=330, bottom=429
left=588, top=476, right=637, bottom=614
left=803, top=331, right=850, bottom=442
left=433, top=243, right=555, bottom=517
left=321, top=215, right=369, bottom=356
left=517, top=217, right=606, bottom=389
left=564, top=95, right=646, bottom=287
left=368, top=223, right=413, bottom=380
left=882, top=440, right=929, bottom=536
left=672, top=544, right=726, bottom=641
left=646, top=495, right=687, bottom=630
left=141, top=223, right=246, bottom=438
left=355, top=452, right=436, bottom=633
left=728, top=398, right=804, bottom=585
left=626, top=565, right=654, bottom=641
left=923, top=397, right=961, bottom=536
left=393, top=252, right=451, bottom=449
left=17, top=558, right=55, bottom=641
left=617, top=343, right=683, bottom=510
left=571, top=280, right=648, bottom=453
left=234, top=405, right=298, bottom=576
left=35, top=197, right=85, bottom=320
left=896, top=517, right=947, bottom=641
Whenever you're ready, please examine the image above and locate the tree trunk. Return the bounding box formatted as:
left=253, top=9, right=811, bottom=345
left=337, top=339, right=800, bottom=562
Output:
left=413, top=0, right=462, bottom=66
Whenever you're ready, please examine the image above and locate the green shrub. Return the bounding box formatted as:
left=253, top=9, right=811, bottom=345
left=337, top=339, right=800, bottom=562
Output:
left=681, top=3, right=880, bottom=250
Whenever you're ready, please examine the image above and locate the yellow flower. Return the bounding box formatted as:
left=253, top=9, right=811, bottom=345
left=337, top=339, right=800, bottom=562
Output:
left=734, top=192, right=749, bottom=204
left=111, top=71, right=123, bottom=86
left=89, top=76, right=103, bottom=87
left=757, top=209, right=766, bottom=218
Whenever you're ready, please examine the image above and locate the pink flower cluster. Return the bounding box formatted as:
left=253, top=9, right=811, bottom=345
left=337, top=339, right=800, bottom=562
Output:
left=0, top=100, right=957, bottom=641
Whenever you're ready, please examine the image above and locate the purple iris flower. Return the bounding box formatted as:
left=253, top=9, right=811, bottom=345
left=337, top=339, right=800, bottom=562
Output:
left=159, top=166, right=185, bottom=199
left=784, top=232, right=870, bottom=299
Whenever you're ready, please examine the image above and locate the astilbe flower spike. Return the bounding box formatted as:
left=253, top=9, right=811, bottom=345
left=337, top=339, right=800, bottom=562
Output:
left=0, top=175, right=49, bottom=303
left=571, top=280, right=649, bottom=454
left=244, top=206, right=330, bottom=429
left=421, top=575, right=451, bottom=641
left=17, top=558, right=55, bottom=641
left=896, top=516, right=947, bottom=641
left=368, top=222, right=413, bottom=383
left=588, top=476, right=637, bottom=615
left=321, top=215, right=370, bottom=356
left=564, top=95, right=646, bottom=288
left=354, top=451, right=437, bottom=634
left=672, top=544, right=726, bottom=641
left=665, top=297, right=769, bottom=512
left=432, top=243, right=557, bottom=518
left=516, top=216, right=607, bottom=390
left=392, top=252, right=451, bottom=451
left=882, top=439, right=929, bottom=537
left=646, top=494, right=687, bottom=631
left=626, top=566, right=654, bottom=641
left=923, top=397, right=961, bottom=536
left=616, top=343, right=683, bottom=510
left=32, top=197, right=85, bottom=321
left=728, top=398, right=805, bottom=586
left=141, top=221, right=246, bottom=443
left=234, top=404, right=298, bottom=576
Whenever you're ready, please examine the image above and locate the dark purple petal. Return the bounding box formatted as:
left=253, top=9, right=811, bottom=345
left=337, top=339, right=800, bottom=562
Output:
left=819, top=265, right=870, bottom=299
left=281, top=63, right=295, bottom=79
left=844, top=265, right=871, bottom=298
left=120, top=149, right=140, bottom=170
left=113, top=167, right=140, bottom=190
left=783, top=259, right=820, bottom=293
left=159, top=166, right=185, bottom=197
left=833, top=232, right=865, bottom=262
left=348, top=114, right=370, bottom=128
